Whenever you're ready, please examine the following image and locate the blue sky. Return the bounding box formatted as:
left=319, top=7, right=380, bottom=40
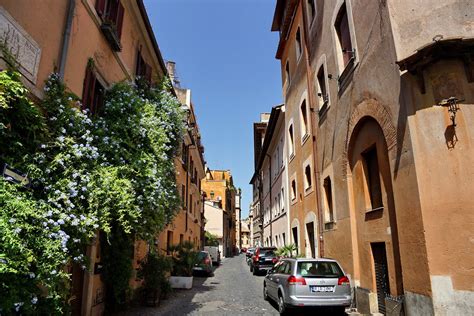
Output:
left=144, top=0, right=282, bottom=218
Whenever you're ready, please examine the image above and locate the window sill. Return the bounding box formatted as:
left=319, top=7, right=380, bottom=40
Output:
left=365, top=206, right=384, bottom=214
left=291, top=197, right=297, bottom=205
left=338, top=57, right=357, bottom=95
left=301, top=133, right=310, bottom=146
left=100, top=22, right=122, bottom=52
left=318, top=101, right=329, bottom=122
left=289, top=152, right=295, bottom=163
left=304, top=186, right=313, bottom=197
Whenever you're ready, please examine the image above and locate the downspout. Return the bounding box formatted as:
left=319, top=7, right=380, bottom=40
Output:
left=185, top=145, right=189, bottom=232
left=59, top=0, right=75, bottom=79
left=301, top=0, right=325, bottom=257
left=266, top=153, right=272, bottom=246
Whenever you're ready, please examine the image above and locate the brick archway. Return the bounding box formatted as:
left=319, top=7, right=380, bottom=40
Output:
left=343, top=99, right=397, bottom=176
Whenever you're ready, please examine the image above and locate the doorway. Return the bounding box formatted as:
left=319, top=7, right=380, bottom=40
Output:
left=371, top=242, right=390, bottom=314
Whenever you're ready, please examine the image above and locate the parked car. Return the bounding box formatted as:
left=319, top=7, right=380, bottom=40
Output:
left=241, top=247, right=247, bottom=253
left=193, top=251, right=213, bottom=276
left=250, top=246, right=277, bottom=275
left=263, top=258, right=351, bottom=315
left=246, top=247, right=255, bottom=265
left=204, top=246, right=221, bottom=265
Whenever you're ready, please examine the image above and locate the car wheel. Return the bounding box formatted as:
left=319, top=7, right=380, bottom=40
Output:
left=263, top=283, right=269, bottom=301
left=253, top=267, right=258, bottom=275
left=278, top=294, right=287, bottom=315
left=250, top=264, right=253, bottom=272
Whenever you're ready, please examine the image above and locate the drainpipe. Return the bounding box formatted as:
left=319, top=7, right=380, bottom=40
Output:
left=301, top=0, right=325, bottom=257
left=59, top=0, right=75, bottom=79
left=266, top=153, right=272, bottom=246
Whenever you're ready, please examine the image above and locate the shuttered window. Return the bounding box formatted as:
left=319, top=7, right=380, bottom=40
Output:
left=96, top=0, right=124, bottom=36
left=82, top=66, right=105, bottom=115
left=136, top=50, right=153, bottom=83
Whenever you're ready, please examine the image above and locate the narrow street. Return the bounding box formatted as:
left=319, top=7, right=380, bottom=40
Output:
left=122, top=254, right=279, bottom=315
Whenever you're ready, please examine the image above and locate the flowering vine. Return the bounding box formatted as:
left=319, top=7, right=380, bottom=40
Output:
left=0, top=70, right=185, bottom=314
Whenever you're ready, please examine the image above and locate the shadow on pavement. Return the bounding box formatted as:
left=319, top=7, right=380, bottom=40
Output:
left=114, top=272, right=217, bottom=315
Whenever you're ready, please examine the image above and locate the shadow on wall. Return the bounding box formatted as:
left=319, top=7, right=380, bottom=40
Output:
left=444, top=124, right=458, bottom=149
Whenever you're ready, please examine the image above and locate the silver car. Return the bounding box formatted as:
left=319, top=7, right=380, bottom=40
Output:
left=263, top=258, right=351, bottom=315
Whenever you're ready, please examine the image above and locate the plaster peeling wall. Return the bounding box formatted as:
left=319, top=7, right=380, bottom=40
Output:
left=431, top=276, right=474, bottom=316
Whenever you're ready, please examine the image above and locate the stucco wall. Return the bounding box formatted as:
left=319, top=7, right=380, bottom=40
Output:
left=387, top=0, right=474, bottom=61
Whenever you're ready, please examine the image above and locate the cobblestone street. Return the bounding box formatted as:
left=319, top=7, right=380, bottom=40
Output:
left=120, top=254, right=280, bottom=315
left=120, top=254, right=351, bottom=316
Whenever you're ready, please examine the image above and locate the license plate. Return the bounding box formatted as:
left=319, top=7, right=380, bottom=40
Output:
left=193, top=267, right=203, bottom=270
left=310, top=286, right=335, bottom=292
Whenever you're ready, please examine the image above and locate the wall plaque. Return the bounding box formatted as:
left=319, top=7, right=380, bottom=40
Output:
left=0, top=7, right=41, bottom=83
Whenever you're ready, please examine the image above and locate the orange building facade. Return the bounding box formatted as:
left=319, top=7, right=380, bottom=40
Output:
left=1, top=1, right=206, bottom=315
left=268, top=0, right=474, bottom=315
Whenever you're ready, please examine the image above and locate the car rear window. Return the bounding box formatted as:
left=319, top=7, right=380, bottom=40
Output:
left=198, top=252, right=208, bottom=260
left=260, top=249, right=275, bottom=256
left=297, top=261, right=343, bottom=278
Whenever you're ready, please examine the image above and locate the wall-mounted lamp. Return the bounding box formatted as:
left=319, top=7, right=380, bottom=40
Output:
left=437, top=97, right=461, bottom=127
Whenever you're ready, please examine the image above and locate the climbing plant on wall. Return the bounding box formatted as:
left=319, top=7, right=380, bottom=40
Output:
left=0, top=69, right=185, bottom=314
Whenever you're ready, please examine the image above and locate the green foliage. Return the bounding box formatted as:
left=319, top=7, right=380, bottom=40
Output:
left=0, top=181, right=69, bottom=315
left=275, top=244, right=299, bottom=258
left=204, top=231, right=219, bottom=247
left=0, top=71, right=47, bottom=167
left=169, top=241, right=199, bottom=277
left=137, top=251, right=172, bottom=290
left=0, top=70, right=186, bottom=313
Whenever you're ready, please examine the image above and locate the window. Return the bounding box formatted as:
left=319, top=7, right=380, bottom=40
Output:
left=362, top=146, right=383, bottom=210
left=189, top=196, right=193, bottom=213
left=181, top=185, right=186, bottom=208
left=179, top=234, right=184, bottom=244
left=292, top=227, right=299, bottom=251
left=210, top=191, right=214, bottom=199
left=291, top=179, right=297, bottom=201
left=282, top=232, right=286, bottom=246
left=288, top=124, right=295, bottom=157
left=307, top=0, right=316, bottom=23
left=181, top=143, right=188, bottom=168
left=166, top=231, right=173, bottom=255
left=285, top=61, right=290, bottom=87
left=296, top=27, right=302, bottom=61
left=304, top=164, right=312, bottom=191
left=281, top=188, right=285, bottom=212
left=317, top=65, right=329, bottom=111
left=136, top=49, right=152, bottom=83
left=335, top=3, right=354, bottom=69
left=82, top=65, right=105, bottom=115
left=300, top=100, right=309, bottom=138
left=96, top=0, right=125, bottom=50
left=323, top=177, right=334, bottom=223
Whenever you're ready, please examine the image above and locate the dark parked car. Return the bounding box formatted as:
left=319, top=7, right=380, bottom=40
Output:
left=263, top=258, right=351, bottom=315
left=193, top=251, right=213, bottom=276
left=250, top=246, right=277, bottom=275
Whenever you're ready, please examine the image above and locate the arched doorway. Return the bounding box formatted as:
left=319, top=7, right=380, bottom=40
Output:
left=347, top=117, right=403, bottom=313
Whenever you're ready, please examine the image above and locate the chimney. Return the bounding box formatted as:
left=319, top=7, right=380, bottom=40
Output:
left=166, top=61, right=180, bottom=87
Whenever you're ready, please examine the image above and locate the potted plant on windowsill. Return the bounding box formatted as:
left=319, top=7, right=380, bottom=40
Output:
left=168, top=241, right=199, bottom=289
left=137, top=251, right=173, bottom=306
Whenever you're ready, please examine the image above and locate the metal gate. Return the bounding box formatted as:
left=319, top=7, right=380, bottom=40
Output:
left=372, top=243, right=390, bottom=314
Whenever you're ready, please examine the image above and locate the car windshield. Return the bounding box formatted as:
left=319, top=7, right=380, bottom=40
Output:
left=297, top=261, right=343, bottom=278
